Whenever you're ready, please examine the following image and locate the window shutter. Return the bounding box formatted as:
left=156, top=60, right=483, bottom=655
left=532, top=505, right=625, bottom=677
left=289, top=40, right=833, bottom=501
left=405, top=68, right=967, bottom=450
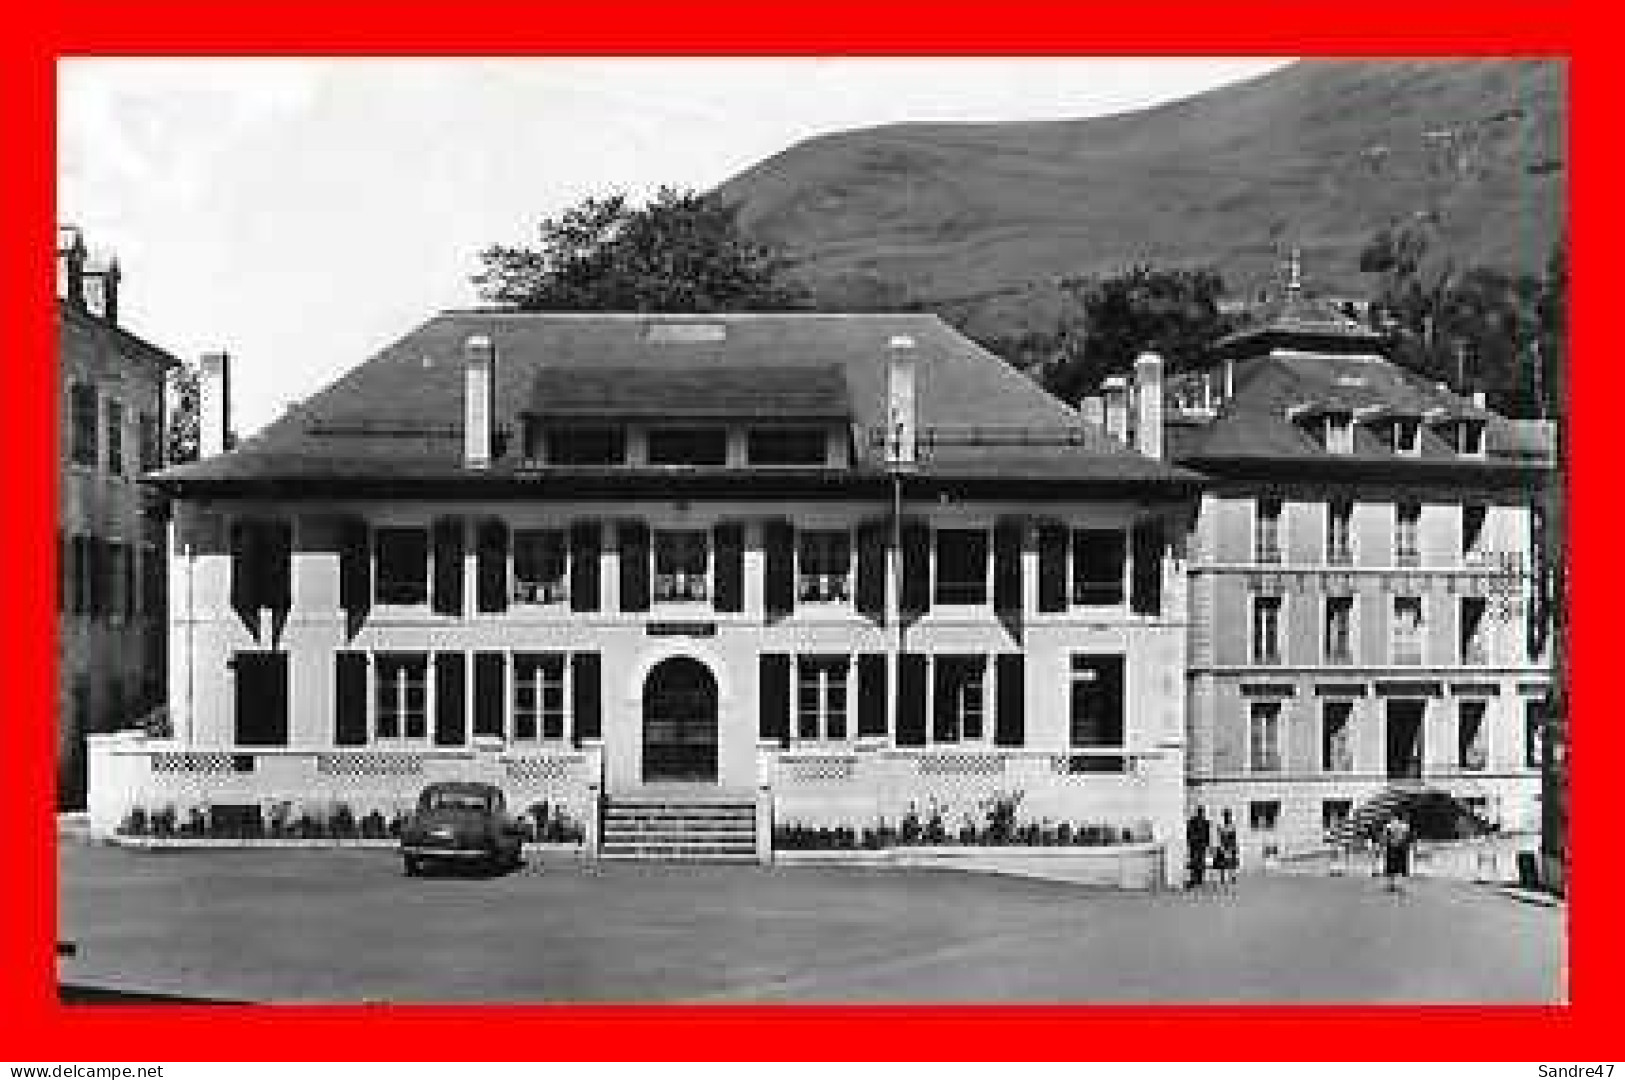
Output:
left=569, top=521, right=601, bottom=613
left=264, top=520, right=292, bottom=612
left=431, top=517, right=464, bottom=616
left=1131, top=519, right=1165, bottom=616
left=476, top=519, right=509, bottom=614
left=228, top=521, right=261, bottom=638
left=1038, top=522, right=1069, bottom=613
left=900, top=520, right=931, bottom=616
left=473, top=651, right=506, bottom=738
left=571, top=653, right=601, bottom=744
left=433, top=652, right=466, bottom=746
left=857, top=653, right=888, bottom=738
left=618, top=520, right=650, bottom=613
left=763, top=519, right=794, bottom=619
left=895, top=653, right=928, bottom=747
left=339, top=518, right=371, bottom=617
left=713, top=522, right=744, bottom=613
left=759, top=653, right=790, bottom=747
left=855, top=520, right=888, bottom=622
left=932, top=659, right=957, bottom=742
left=334, top=651, right=369, bottom=746
left=123, top=543, right=138, bottom=620
left=994, top=518, right=1023, bottom=615
left=995, top=653, right=1025, bottom=747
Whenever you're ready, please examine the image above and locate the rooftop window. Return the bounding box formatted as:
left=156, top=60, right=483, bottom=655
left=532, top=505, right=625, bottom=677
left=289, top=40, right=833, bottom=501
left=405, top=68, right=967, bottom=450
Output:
left=1324, top=413, right=1353, bottom=455
left=540, top=425, right=625, bottom=466
left=747, top=427, right=828, bottom=467
left=647, top=427, right=727, bottom=466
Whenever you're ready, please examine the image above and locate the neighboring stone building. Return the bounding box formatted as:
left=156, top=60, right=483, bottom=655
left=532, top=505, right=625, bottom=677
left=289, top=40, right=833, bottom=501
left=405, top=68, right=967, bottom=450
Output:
left=91, top=311, right=1201, bottom=878
left=57, top=227, right=180, bottom=808
left=1160, top=286, right=1556, bottom=860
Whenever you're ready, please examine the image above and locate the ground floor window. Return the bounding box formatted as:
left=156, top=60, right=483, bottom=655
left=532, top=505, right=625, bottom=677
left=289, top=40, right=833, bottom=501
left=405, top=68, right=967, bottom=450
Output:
left=796, top=655, right=850, bottom=741
left=513, top=530, right=568, bottom=605
left=513, top=653, right=567, bottom=741
left=1526, top=700, right=1546, bottom=768
left=1322, top=799, right=1352, bottom=836
left=653, top=530, right=709, bottom=602
left=932, top=656, right=986, bottom=742
left=797, top=530, right=851, bottom=603
left=1249, top=800, right=1281, bottom=832
left=374, top=653, right=428, bottom=741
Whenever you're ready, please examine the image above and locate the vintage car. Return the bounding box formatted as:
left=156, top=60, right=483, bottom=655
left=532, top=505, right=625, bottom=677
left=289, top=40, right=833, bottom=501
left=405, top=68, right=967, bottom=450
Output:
left=399, top=781, right=526, bottom=875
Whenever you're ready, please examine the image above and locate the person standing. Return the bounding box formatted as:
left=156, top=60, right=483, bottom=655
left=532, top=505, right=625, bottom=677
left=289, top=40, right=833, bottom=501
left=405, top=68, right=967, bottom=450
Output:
left=1382, top=813, right=1414, bottom=893
left=1215, top=808, right=1240, bottom=887
left=1186, top=806, right=1212, bottom=889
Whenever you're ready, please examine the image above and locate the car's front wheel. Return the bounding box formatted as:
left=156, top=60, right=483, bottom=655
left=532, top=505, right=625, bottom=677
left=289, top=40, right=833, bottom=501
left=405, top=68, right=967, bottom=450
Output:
left=403, top=855, right=422, bottom=877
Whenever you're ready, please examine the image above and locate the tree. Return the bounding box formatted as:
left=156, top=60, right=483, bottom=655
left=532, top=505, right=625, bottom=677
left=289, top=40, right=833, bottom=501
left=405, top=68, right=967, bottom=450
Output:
left=166, top=363, right=200, bottom=465
left=473, top=187, right=809, bottom=312
left=1038, top=266, right=1232, bottom=405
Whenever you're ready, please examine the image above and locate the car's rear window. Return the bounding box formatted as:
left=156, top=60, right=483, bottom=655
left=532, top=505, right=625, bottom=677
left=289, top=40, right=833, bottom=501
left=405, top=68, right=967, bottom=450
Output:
left=427, top=791, right=494, bottom=811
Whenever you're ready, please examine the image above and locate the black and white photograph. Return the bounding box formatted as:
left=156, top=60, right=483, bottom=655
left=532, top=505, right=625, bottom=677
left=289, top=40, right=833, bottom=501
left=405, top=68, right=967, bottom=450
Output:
left=54, top=56, right=1566, bottom=1004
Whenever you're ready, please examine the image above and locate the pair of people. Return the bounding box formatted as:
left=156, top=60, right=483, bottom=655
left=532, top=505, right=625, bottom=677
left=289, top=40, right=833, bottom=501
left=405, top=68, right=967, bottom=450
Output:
left=1186, top=806, right=1239, bottom=888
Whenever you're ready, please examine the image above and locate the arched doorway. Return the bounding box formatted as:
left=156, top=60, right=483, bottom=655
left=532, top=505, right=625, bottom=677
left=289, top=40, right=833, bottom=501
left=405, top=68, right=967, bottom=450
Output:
left=642, top=657, right=718, bottom=783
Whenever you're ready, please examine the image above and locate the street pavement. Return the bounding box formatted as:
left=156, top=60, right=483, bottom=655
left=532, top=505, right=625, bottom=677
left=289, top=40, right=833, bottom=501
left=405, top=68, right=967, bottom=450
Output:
left=57, top=842, right=1565, bottom=1003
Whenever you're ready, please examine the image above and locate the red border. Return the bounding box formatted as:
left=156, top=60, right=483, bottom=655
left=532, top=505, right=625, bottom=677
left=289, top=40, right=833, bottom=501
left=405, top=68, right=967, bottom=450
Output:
left=6, top=0, right=1609, bottom=1060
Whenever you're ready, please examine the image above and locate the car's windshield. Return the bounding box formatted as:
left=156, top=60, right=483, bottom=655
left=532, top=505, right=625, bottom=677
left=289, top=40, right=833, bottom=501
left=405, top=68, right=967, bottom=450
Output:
left=426, top=791, right=493, bottom=812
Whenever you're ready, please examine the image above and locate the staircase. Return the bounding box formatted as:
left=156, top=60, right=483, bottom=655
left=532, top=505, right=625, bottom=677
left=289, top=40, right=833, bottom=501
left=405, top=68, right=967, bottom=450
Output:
left=1327, top=782, right=1424, bottom=848
left=600, top=795, right=760, bottom=862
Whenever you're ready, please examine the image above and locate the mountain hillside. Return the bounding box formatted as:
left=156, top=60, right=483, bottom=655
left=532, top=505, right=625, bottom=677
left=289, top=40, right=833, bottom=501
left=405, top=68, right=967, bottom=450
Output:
left=717, top=60, right=1565, bottom=338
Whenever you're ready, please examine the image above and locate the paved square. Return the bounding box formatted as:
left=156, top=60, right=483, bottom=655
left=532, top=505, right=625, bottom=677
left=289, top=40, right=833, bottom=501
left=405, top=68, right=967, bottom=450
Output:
left=58, top=844, right=1564, bottom=1003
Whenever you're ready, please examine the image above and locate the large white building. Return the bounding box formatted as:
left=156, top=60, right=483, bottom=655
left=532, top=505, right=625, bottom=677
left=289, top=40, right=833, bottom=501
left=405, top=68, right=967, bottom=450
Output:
left=90, top=312, right=1201, bottom=878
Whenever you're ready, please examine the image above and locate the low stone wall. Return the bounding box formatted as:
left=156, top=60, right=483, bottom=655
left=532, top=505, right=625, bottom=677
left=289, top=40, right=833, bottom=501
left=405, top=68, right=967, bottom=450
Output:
left=87, top=731, right=603, bottom=848
left=775, top=843, right=1167, bottom=890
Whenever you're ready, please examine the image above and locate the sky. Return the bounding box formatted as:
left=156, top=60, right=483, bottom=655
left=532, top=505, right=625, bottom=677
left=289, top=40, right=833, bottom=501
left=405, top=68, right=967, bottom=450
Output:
left=58, top=57, right=1289, bottom=437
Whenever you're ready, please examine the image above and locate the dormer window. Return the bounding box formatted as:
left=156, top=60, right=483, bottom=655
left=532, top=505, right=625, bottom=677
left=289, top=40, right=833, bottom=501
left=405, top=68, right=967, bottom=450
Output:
left=648, top=427, right=727, bottom=466
left=1324, top=413, right=1353, bottom=455
left=544, top=426, right=626, bottom=466
left=1391, top=417, right=1421, bottom=455
left=748, top=427, right=828, bottom=467
left=1457, top=419, right=1485, bottom=456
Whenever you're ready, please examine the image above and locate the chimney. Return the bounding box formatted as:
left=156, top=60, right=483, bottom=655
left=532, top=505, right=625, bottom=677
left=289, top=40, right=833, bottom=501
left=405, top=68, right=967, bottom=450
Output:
left=464, top=334, right=495, bottom=469
left=1102, top=375, right=1131, bottom=444
left=1080, top=395, right=1105, bottom=429
left=57, top=226, right=86, bottom=306
left=199, top=352, right=232, bottom=458
left=1134, top=351, right=1165, bottom=460
left=885, top=334, right=917, bottom=467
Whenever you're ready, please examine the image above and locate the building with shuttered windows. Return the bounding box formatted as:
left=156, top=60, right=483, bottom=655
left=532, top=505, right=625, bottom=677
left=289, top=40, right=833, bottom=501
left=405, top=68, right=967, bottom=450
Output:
left=89, top=312, right=1202, bottom=876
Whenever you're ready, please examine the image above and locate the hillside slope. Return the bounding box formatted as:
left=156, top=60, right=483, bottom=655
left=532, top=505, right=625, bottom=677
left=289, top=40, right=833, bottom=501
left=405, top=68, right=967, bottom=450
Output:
left=718, top=59, right=1565, bottom=335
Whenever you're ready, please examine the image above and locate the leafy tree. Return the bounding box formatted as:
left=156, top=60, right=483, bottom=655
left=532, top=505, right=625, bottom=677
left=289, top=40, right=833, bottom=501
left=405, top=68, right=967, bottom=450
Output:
left=473, top=187, right=809, bottom=312
left=1038, top=266, right=1232, bottom=404
left=166, top=363, right=200, bottom=465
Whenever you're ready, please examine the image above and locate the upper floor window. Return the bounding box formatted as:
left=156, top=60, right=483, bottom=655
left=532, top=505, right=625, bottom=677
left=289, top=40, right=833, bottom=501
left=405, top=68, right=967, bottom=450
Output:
left=1073, top=529, right=1126, bottom=606
left=1458, top=700, right=1488, bottom=771
left=1395, top=502, right=1421, bottom=566
left=1392, top=596, right=1425, bottom=664
left=748, top=427, right=827, bottom=467
left=796, top=655, right=849, bottom=742
left=69, top=383, right=97, bottom=467
left=1324, top=596, right=1354, bottom=664
left=1252, top=595, right=1283, bottom=664
left=653, top=529, right=709, bottom=602
left=935, top=529, right=988, bottom=605
left=1322, top=700, right=1354, bottom=772
left=1324, top=412, right=1353, bottom=455
left=1526, top=701, right=1546, bottom=768
left=1462, top=504, right=1487, bottom=560
left=374, top=653, right=428, bottom=741
left=544, top=426, right=625, bottom=466
left=138, top=412, right=162, bottom=473
left=1254, top=498, right=1282, bottom=563
left=1326, top=500, right=1354, bottom=565
left=512, top=652, right=567, bottom=741
left=932, top=655, right=986, bottom=743
left=1392, top=417, right=1420, bottom=455
left=513, top=529, right=568, bottom=605
left=647, top=427, right=727, bottom=466
left=797, top=530, right=851, bottom=603
left=375, top=528, right=429, bottom=605
left=1460, top=597, right=1489, bottom=665
left=1249, top=701, right=1283, bottom=772
left=105, top=399, right=124, bottom=475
